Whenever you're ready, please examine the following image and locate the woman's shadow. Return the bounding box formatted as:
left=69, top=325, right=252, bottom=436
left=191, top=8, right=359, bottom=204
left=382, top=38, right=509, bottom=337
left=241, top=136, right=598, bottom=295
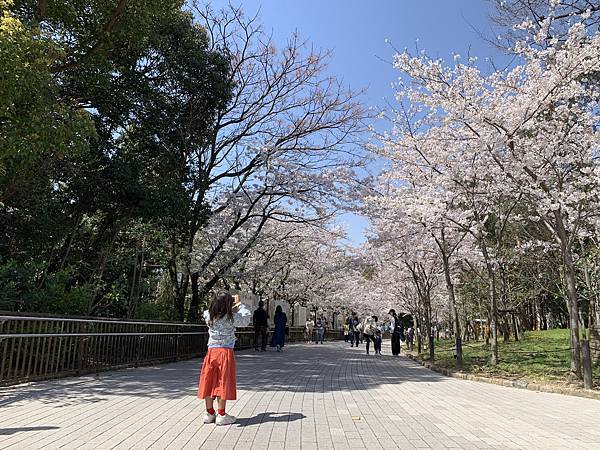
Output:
left=236, top=412, right=305, bottom=427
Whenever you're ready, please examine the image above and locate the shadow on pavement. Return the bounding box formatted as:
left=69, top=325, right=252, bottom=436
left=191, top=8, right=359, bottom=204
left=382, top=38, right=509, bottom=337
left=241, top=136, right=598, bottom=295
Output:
left=236, top=412, right=305, bottom=427
left=0, top=426, right=60, bottom=435
left=0, top=342, right=445, bottom=407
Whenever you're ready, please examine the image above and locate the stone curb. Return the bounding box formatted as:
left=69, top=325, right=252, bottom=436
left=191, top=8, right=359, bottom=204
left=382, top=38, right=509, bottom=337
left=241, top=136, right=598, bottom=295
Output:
left=405, top=353, right=600, bottom=401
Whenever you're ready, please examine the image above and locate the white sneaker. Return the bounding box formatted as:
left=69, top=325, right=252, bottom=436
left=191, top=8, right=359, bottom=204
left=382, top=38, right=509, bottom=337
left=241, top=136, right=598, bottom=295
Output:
left=203, top=412, right=216, bottom=424
left=216, top=413, right=236, bottom=426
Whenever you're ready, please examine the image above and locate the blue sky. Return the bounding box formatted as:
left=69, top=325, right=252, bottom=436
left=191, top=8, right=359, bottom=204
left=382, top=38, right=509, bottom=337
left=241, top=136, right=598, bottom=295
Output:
left=209, top=1, right=510, bottom=245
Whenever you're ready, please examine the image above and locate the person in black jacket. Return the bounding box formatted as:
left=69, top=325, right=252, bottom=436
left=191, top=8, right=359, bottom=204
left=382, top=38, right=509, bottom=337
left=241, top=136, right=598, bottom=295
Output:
left=388, top=309, right=403, bottom=356
left=253, top=301, right=269, bottom=351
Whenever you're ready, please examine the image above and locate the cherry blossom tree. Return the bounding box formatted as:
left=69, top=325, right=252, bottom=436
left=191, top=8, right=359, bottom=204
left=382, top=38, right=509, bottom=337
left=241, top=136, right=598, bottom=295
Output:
left=366, top=178, right=476, bottom=366
left=490, top=0, right=600, bottom=50
left=196, top=215, right=355, bottom=326
left=377, top=21, right=600, bottom=378
left=164, top=3, right=367, bottom=320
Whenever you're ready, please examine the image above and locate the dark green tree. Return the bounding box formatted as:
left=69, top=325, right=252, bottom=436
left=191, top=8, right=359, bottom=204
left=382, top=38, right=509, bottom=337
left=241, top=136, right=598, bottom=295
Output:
left=1, top=0, right=232, bottom=317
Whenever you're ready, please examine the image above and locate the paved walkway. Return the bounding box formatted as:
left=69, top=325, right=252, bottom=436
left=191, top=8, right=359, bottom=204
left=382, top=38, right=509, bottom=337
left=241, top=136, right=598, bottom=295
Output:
left=1, top=341, right=600, bottom=449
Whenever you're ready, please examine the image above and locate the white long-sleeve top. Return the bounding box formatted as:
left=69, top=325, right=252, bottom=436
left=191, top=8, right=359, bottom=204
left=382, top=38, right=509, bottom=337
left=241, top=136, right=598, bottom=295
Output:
left=204, top=304, right=251, bottom=348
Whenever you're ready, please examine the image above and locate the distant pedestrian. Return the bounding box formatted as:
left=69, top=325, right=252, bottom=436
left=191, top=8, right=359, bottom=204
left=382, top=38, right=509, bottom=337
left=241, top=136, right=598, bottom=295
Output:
left=315, top=318, right=325, bottom=344
left=305, top=318, right=315, bottom=343
left=252, top=300, right=269, bottom=352
left=346, top=315, right=353, bottom=344
left=348, top=312, right=360, bottom=347
left=388, top=309, right=403, bottom=356
left=199, top=292, right=251, bottom=426
left=270, top=305, right=288, bottom=351
left=361, top=315, right=378, bottom=355
left=343, top=323, right=350, bottom=342
left=374, top=329, right=382, bottom=355
left=407, top=325, right=415, bottom=351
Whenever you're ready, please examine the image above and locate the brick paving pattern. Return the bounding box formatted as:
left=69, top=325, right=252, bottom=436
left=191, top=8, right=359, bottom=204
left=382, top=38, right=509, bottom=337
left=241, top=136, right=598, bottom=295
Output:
left=1, top=341, right=600, bottom=449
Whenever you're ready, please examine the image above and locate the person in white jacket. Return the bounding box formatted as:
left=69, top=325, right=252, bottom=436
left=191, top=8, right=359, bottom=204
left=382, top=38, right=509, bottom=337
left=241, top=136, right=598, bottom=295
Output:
left=361, top=315, right=378, bottom=355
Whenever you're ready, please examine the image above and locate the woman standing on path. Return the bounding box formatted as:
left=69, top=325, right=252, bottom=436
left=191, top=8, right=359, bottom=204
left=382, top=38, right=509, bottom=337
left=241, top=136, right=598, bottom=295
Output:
left=198, top=292, right=251, bottom=426
left=305, top=318, right=315, bottom=343
left=361, top=315, right=378, bottom=355
left=315, top=318, right=325, bottom=344
left=270, top=305, right=288, bottom=351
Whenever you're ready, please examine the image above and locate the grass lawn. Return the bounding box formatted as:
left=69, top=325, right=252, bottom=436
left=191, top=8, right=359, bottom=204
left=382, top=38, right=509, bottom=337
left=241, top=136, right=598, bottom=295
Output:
left=415, top=329, right=600, bottom=388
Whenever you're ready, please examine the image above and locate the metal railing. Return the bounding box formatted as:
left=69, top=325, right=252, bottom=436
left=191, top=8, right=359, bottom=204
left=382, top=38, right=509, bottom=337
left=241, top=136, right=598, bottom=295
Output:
left=0, top=314, right=341, bottom=386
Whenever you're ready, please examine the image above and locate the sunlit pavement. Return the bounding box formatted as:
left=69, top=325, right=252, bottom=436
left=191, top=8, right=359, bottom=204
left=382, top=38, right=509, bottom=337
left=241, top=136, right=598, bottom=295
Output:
left=1, top=340, right=600, bottom=449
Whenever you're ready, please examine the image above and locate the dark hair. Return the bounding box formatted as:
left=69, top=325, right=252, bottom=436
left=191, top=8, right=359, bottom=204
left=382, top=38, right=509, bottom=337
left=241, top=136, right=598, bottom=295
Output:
left=372, top=315, right=378, bottom=322
left=275, top=305, right=283, bottom=315
left=388, top=309, right=396, bottom=315
left=208, top=291, right=234, bottom=323
left=258, top=300, right=264, bottom=307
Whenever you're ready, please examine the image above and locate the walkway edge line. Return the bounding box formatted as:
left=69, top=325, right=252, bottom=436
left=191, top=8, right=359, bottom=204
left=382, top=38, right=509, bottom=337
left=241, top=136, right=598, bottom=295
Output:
left=405, top=354, right=600, bottom=401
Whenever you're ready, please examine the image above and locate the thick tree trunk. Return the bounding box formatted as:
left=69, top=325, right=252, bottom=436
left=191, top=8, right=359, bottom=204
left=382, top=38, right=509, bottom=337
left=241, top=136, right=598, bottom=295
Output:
left=563, top=247, right=583, bottom=378
left=428, top=333, right=435, bottom=361
left=547, top=210, right=582, bottom=379
left=530, top=303, right=535, bottom=330
left=127, top=249, right=139, bottom=319
left=168, top=257, right=187, bottom=322
left=540, top=297, right=548, bottom=330
left=174, top=277, right=187, bottom=321
left=480, top=240, right=499, bottom=365
left=442, top=253, right=462, bottom=368
left=552, top=211, right=582, bottom=378
left=581, top=339, right=593, bottom=389
left=425, top=302, right=433, bottom=361
left=188, top=271, right=201, bottom=322
left=512, top=312, right=519, bottom=342
left=502, top=320, right=510, bottom=342
left=416, top=316, right=422, bottom=354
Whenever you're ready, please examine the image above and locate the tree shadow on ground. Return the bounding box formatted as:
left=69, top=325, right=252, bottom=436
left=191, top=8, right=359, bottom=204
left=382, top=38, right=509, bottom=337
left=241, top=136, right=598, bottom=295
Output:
left=236, top=412, right=305, bottom=427
left=0, top=426, right=59, bottom=435
left=0, top=342, right=445, bottom=407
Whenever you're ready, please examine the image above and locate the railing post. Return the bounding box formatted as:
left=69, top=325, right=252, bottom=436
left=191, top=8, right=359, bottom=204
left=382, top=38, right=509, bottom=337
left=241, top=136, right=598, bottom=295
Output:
left=76, top=335, right=84, bottom=376
left=582, top=339, right=593, bottom=389
left=135, top=335, right=141, bottom=368
left=175, top=326, right=181, bottom=361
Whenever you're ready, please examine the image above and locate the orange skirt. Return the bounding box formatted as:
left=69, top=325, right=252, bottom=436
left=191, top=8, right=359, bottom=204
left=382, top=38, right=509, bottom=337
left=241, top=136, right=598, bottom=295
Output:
left=198, top=348, right=237, bottom=400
